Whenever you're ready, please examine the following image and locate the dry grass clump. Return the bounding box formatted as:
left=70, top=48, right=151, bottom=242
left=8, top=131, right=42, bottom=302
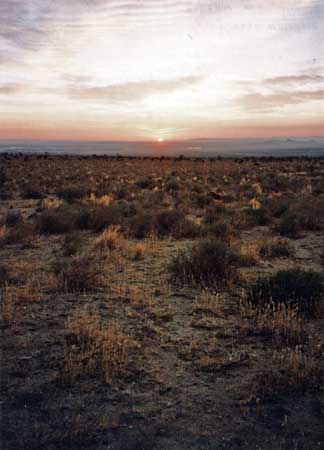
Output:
left=93, top=224, right=121, bottom=250
left=251, top=347, right=323, bottom=400
left=54, top=254, right=105, bottom=292
left=63, top=311, right=137, bottom=383
left=240, top=299, right=305, bottom=345
left=0, top=278, right=45, bottom=323
left=120, top=240, right=148, bottom=260
left=41, top=197, right=64, bottom=209
left=192, top=291, right=225, bottom=317
left=259, top=236, right=293, bottom=258
left=113, top=285, right=154, bottom=310
left=169, top=239, right=240, bottom=287
left=239, top=243, right=261, bottom=266
left=82, top=193, right=114, bottom=206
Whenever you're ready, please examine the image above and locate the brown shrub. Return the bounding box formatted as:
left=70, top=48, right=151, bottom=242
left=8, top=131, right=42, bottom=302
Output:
left=54, top=254, right=105, bottom=292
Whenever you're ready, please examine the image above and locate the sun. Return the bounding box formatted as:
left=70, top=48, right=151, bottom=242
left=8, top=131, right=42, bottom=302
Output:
left=157, top=137, right=164, bottom=142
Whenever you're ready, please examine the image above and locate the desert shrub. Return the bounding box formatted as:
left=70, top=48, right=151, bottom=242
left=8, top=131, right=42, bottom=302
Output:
left=5, top=211, right=23, bottom=227
left=203, top=205, right=227, bottom=224
left=259, top=236, right=292, bottom=258
left=58, top=185, right=87, bottom=203
left=127, top=212, right=154, bottom=239
left=136, top=176, right=154, bottom=189
left=77, top=204, right=132, bottom=232
left=205, top=220, right=234, bottom=242
left=36, top=206, right=80, bottom=234
left=62, top=232, right=83, bottom=256
left=276, top=199, right=323, bottom=237
left=165, top=179, right=180, bottom=192
left=169, top=239, right=239, bottom=286
left=247, top=269, right=324, bottom=315
left=154, top=210, right=200, bottom=238
left=5, top=221, right=36, bottom=247
left=265, top=198, right=291, bottom=218
left=21, top=182, right=44, bottom=199
left=0, top=265, right=9, bottom=286
left=192, top=193, right=211, bottom=208
left=54, top=254, right=104, bottom=292
left=275, top=212, right=301, bottom=238
left=64, top=312, right=137, bottom=383
left=242, top=207, right=270, bottom=226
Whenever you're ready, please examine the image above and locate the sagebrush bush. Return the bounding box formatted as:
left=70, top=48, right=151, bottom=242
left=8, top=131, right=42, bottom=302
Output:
left=5, top=221, right=36, bottom=247
left=169, top=239, right=239, bottom=286
left=5, top=211, right=23, bottom=227
left=58, top=186, right=87, bottom=203
left=275, top=212, right=302, bottom=238
left=54, top=254, right=104, bottom=292
left=154, top=210, right=199, bottom=238
left=62, top=232, right=83, bottom=256
left=127, top=212, right=154, bottom=239
left=36, top=206, right=79, bottom=234
left=247, top=269, right=324, bottom=315
left=205, top=220, right=234, bottom=242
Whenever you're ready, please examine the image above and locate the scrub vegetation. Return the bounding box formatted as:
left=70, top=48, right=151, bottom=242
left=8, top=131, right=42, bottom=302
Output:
left=1, top=154, right=324, bottom=450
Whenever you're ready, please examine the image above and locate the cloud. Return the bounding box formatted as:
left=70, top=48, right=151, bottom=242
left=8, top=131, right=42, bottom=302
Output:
left=264, top=74, right=324, bottom=85
left=66, top=75, right=202, bottom=103
left=0, top=83, right=26, bottom=95
left=238, top=89, right=324, bottom=111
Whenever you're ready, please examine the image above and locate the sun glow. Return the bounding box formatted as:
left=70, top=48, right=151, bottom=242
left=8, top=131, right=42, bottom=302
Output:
left=157, top=137, right=164, bottom=142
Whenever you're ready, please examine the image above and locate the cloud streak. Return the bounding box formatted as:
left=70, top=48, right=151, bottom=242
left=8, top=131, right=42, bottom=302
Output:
left=67, top=76, right=202, bottom=103
left=263, top=74, right=324, bottom=85
left=238, top=89, right=324, bottom=111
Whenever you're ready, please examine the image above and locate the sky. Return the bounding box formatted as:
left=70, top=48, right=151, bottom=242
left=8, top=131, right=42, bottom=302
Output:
left=0, top=0, right=323, bottom=141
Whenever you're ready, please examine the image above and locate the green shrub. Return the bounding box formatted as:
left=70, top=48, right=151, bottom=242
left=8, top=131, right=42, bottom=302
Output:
left=169, top=239, right=239, bottom=286
left=247, top=269, right=324, bottom=315
left=54, top=254, right=103, bottom=292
